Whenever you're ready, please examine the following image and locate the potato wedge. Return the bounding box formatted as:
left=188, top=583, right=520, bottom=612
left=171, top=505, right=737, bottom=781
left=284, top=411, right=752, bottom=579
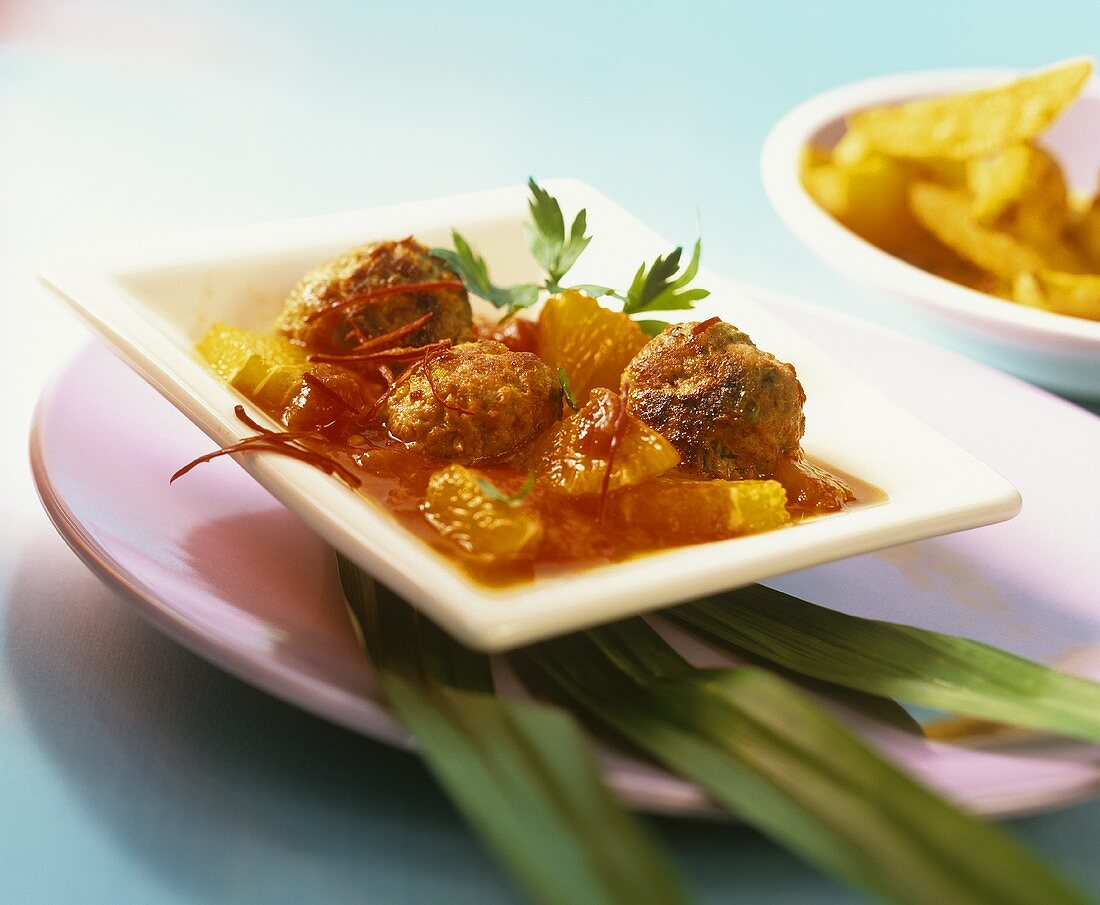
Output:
left=846, top=59, right=1091, bottom=160
left=909, top=182, right=1047, bottom=279
left=1013, top=270, right=1100, bottom=321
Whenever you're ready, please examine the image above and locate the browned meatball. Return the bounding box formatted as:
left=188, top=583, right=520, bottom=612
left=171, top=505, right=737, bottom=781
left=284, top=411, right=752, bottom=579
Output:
left=384, top=341, right=562, bottom=461
left=278, top=237, right=472, bottom=354
left=622, top=320, right=805, bottom=480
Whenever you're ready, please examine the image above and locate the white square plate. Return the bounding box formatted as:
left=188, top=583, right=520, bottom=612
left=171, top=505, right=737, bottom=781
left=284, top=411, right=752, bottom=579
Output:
left=40, top=180, right=1021, bottom=650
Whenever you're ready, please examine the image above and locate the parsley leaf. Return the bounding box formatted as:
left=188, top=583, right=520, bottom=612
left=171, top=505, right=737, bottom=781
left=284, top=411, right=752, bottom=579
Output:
left=477, top=472, right=537, bottom=506
left=525, top=178, right=593, bottom=285
left=634, top=320, right=670, bottom=338
left=562, top=282, right=615, bottom=298
left=557, top=367, right=579, bottom=411
left=433, top=182, right=706, bottom=329
left=431, top=231, right=539, bottom=313
left=622, top=239, right=710, bottom=316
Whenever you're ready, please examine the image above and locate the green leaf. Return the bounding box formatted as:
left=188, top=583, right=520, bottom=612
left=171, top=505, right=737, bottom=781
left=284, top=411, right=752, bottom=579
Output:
left=623, top=239, right=710, bottom=316
left=338, top=558, right=687, bottom=905
left=671, top=584, right=1100, bottom=744
left=526, top=178, right=593, bottom=284
left=431, top=232, right=539, bottom=312
left=634, top=319, right=669, bottom=338
left=477, top=472, right=537, bottom=506
left=521, top=619, right=1092, bottom=905
left=559, top=282, right=615, bottom=298
left=557, top=367, right=580, bottom=411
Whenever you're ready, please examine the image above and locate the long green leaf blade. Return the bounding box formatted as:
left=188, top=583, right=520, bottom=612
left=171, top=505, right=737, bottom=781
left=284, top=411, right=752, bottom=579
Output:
left=521, top=619, right=1092, bottom=905
left=338, top=558, right=687, bottom=905
left=671, top=585, right=1100, bottom=743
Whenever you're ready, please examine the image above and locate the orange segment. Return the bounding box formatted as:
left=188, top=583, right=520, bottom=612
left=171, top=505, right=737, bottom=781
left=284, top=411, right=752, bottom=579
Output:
left=197, top=323, right=310, bottom=409
left=614, top=477, right=790, bottom=538
left=423, top=465, right=543, bottom=560
left=772, top=456, right=854, bottom=514
left=538, top=290, right=647, bottom=399
left=541, top=388, right=679, bottom=496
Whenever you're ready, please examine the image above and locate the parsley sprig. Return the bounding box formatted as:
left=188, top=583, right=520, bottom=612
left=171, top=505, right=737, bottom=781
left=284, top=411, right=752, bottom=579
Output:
left=525, top=179, right=593, bottom=286
left=430, top=232, right=539, bottom=315
left=617, top=239, right=709, bottom=336
left=431, top=178, right=707, bottom=327
left=477, top=472, right=537, bottom=506
left=556, top=367, right=579, bottom=411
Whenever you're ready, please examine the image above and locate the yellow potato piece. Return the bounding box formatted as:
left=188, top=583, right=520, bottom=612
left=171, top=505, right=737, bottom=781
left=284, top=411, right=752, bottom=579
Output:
left=846, top=59, right=1091, bottom=160
left=968, top=144, right=1038, bottom=224
left=1071, top=203, right=1100, bottom=270
left=803, top=148, right=992, bottom=283
left=800, top=152, right=918, bottom=251
left=614, top=477, right=790, bottom=538
left=909, top=182, right=1047, bottom=279
left=539, top=290, right=647, bottom=400
left=800, top=144, right=832, bottom=170
left=968, top=143, right=1079, bottom=268
left=1013, top=270, right=1100, bottom=321
left=830, top=129, right=872, bottom=167
left=541, top=389, right=680, bottom=496
left=423, top=465, right=543, bottom=560
left=914, top=156, right=968, bottom=188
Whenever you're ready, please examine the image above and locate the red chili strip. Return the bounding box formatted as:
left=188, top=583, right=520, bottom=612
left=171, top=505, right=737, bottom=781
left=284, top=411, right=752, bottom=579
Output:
left=350, top=311, right=434, bottom=353
left=596, top=390, right=630, bottom=522
left=361, top=364, right=417, bottom=423
left=362, top=387, right=394, bottom=424
left=420, top=350, right=477, bottom=416
left=233, top=405, right=311, bottom=438
left=302, top=371, right=359, bottom=413
left=171, top=406, right=362, bottom=487
left=692, top=316, right=721, bottom=336
left=309, top=339, right=452, bottom=365
left=303, top=279, right=464, bottom=323
left=345, top=319, right=371, bottom=347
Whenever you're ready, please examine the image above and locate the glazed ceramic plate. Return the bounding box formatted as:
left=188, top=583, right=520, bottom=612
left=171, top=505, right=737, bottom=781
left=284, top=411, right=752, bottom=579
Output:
left=31, top=286, right=1100, bottom=819
left=39, top=182, right=1019, bottom=650
left=762, top=65, right=1100, bottom=398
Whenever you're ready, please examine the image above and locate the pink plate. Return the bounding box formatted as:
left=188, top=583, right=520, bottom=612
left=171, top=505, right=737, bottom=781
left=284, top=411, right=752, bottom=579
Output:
left=31, top=282, right=1100, bottom=819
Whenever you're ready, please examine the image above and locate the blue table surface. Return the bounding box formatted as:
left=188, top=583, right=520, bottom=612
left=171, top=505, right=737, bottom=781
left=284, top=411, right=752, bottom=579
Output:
left=4, top=2, right=1100, bottom=902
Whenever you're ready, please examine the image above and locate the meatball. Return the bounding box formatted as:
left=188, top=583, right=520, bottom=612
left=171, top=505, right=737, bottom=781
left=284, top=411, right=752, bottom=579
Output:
left=622, top=320, right=805, bottom=480
left=385, top=341, right=562, bottom=461
left=278, top=237, right=472, bottom=354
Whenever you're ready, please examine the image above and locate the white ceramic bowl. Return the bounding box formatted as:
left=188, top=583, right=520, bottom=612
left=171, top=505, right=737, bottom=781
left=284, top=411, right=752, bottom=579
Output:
left=762, top=67, right=1100, bottom=399
left=40, top=180, right=1020, bottom=650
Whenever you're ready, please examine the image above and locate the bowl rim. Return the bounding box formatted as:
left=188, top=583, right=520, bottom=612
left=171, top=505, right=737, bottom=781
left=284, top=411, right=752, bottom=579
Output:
left=761, top=64, right=1100, bottom=354
left=37, top=179, right=1022, bottom=651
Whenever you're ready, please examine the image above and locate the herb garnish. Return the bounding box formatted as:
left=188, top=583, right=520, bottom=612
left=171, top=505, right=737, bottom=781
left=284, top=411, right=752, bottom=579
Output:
left=430, top=231, right=539, bottom=316
left=525, top=178, right=593, bottom=286
left=557, top=367, right=579, bottom=411
left=431, top=179, right=707, bottom=327
left=477, top=471, right=536, bottom=506
left=620, top=239, right=710, bottom=317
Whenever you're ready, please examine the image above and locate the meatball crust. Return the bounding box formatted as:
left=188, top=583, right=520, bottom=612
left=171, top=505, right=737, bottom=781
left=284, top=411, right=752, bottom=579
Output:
left=384, top=341, right=562, bottom=461
left=278, top=237, right=472, bottom=354
left=622, top=321, right=805, bottom=480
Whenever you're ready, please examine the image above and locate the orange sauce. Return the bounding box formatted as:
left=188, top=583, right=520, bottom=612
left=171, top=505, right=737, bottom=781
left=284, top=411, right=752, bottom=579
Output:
left=207, top=316, right=884, bottom=588
left=291, top=422, right=883, bottom=588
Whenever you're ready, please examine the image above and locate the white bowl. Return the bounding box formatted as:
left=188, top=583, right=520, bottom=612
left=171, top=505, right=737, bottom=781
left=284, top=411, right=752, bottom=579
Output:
left=762, top=67, right=1100, bottom=399
left=40, top=180, right=1021, bottom=650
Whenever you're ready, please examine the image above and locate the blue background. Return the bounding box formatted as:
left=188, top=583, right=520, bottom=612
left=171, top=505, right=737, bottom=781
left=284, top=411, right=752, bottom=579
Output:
left=3, top=1, right=1100, bottom=902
